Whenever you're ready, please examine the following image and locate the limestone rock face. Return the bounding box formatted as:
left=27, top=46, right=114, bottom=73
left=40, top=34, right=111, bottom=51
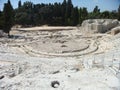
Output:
left=111, top=26, right=120, bottom=35
left=81, top=19, right=119, bottom=33
left=0, top=30, right=4, bottom=37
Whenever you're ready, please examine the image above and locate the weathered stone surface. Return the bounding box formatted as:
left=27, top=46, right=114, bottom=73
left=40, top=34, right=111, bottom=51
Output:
left=81, top=19, right=119, bottom=33
left=111, top=26, right=120, bottom=35
left=0, top=30, right=4, bottom=37
left=0, top=26, right=120, bottom=90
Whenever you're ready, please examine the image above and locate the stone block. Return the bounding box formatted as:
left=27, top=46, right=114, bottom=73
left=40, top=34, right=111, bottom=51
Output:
left=81, top=19, right=119, bottom=33
left=111, top=26, right=120, bottom=35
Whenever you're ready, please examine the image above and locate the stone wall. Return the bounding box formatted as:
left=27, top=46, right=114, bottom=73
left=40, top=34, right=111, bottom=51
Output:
left=81, top=19, right=119, bottom=33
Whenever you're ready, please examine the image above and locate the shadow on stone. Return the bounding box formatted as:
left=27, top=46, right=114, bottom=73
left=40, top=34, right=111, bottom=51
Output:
left=51, top=81, right=60, bottom=88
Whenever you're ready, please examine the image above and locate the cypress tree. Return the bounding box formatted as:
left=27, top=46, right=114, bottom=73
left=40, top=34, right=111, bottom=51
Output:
left=3, top=0, right=14, bottom=36
left=118, top=5, right=120, bottom=20
left=71, top=7, right=79, bottom=26
left=92, top=6, right=100, bottom=19
left=75, top=7, right=79, bottom=25
left=62, top=0, right=67, bottom=25
left=66, top=0, right=73, bottom=25
left=66, top=0, right=73, bottom=18
left=18, top=0, right=22, bottom=8
left=118, top=5, right=120, bottom=13
left=79, top=8, right=82, bottom=24
left=0, top=11, right=4, bottom=29
left=93, top=6, right=100, bottom=13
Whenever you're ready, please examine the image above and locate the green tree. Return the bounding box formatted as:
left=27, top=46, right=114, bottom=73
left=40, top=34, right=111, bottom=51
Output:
left=66, top=0, right=73, bottom=18
left=71, top=7, right=79, bottom=25
left=65, top=0, right=73, bottom=25
left=89, top=6, right=100, bottom=19
left=100, top=11, right=110, bottom=18
left=3, top=0, right=14, bottom=36
left=0, top=11, right=4, bottom=29
left=15, top=1, right=34, bottom=25
left=93, top=6, right=100, bottom=13
left=62, top=0, right=67, bottom=25
left=79, top=8, right=82, bottom=24
left=79, top=7, right=88, bottom=24
left=118, top=5, right=120, bottom=20
left=18, top=0, right=22, bottom=8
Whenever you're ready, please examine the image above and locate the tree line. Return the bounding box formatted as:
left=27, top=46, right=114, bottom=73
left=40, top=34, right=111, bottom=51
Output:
left=0, top=0, right=120, bottom=36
